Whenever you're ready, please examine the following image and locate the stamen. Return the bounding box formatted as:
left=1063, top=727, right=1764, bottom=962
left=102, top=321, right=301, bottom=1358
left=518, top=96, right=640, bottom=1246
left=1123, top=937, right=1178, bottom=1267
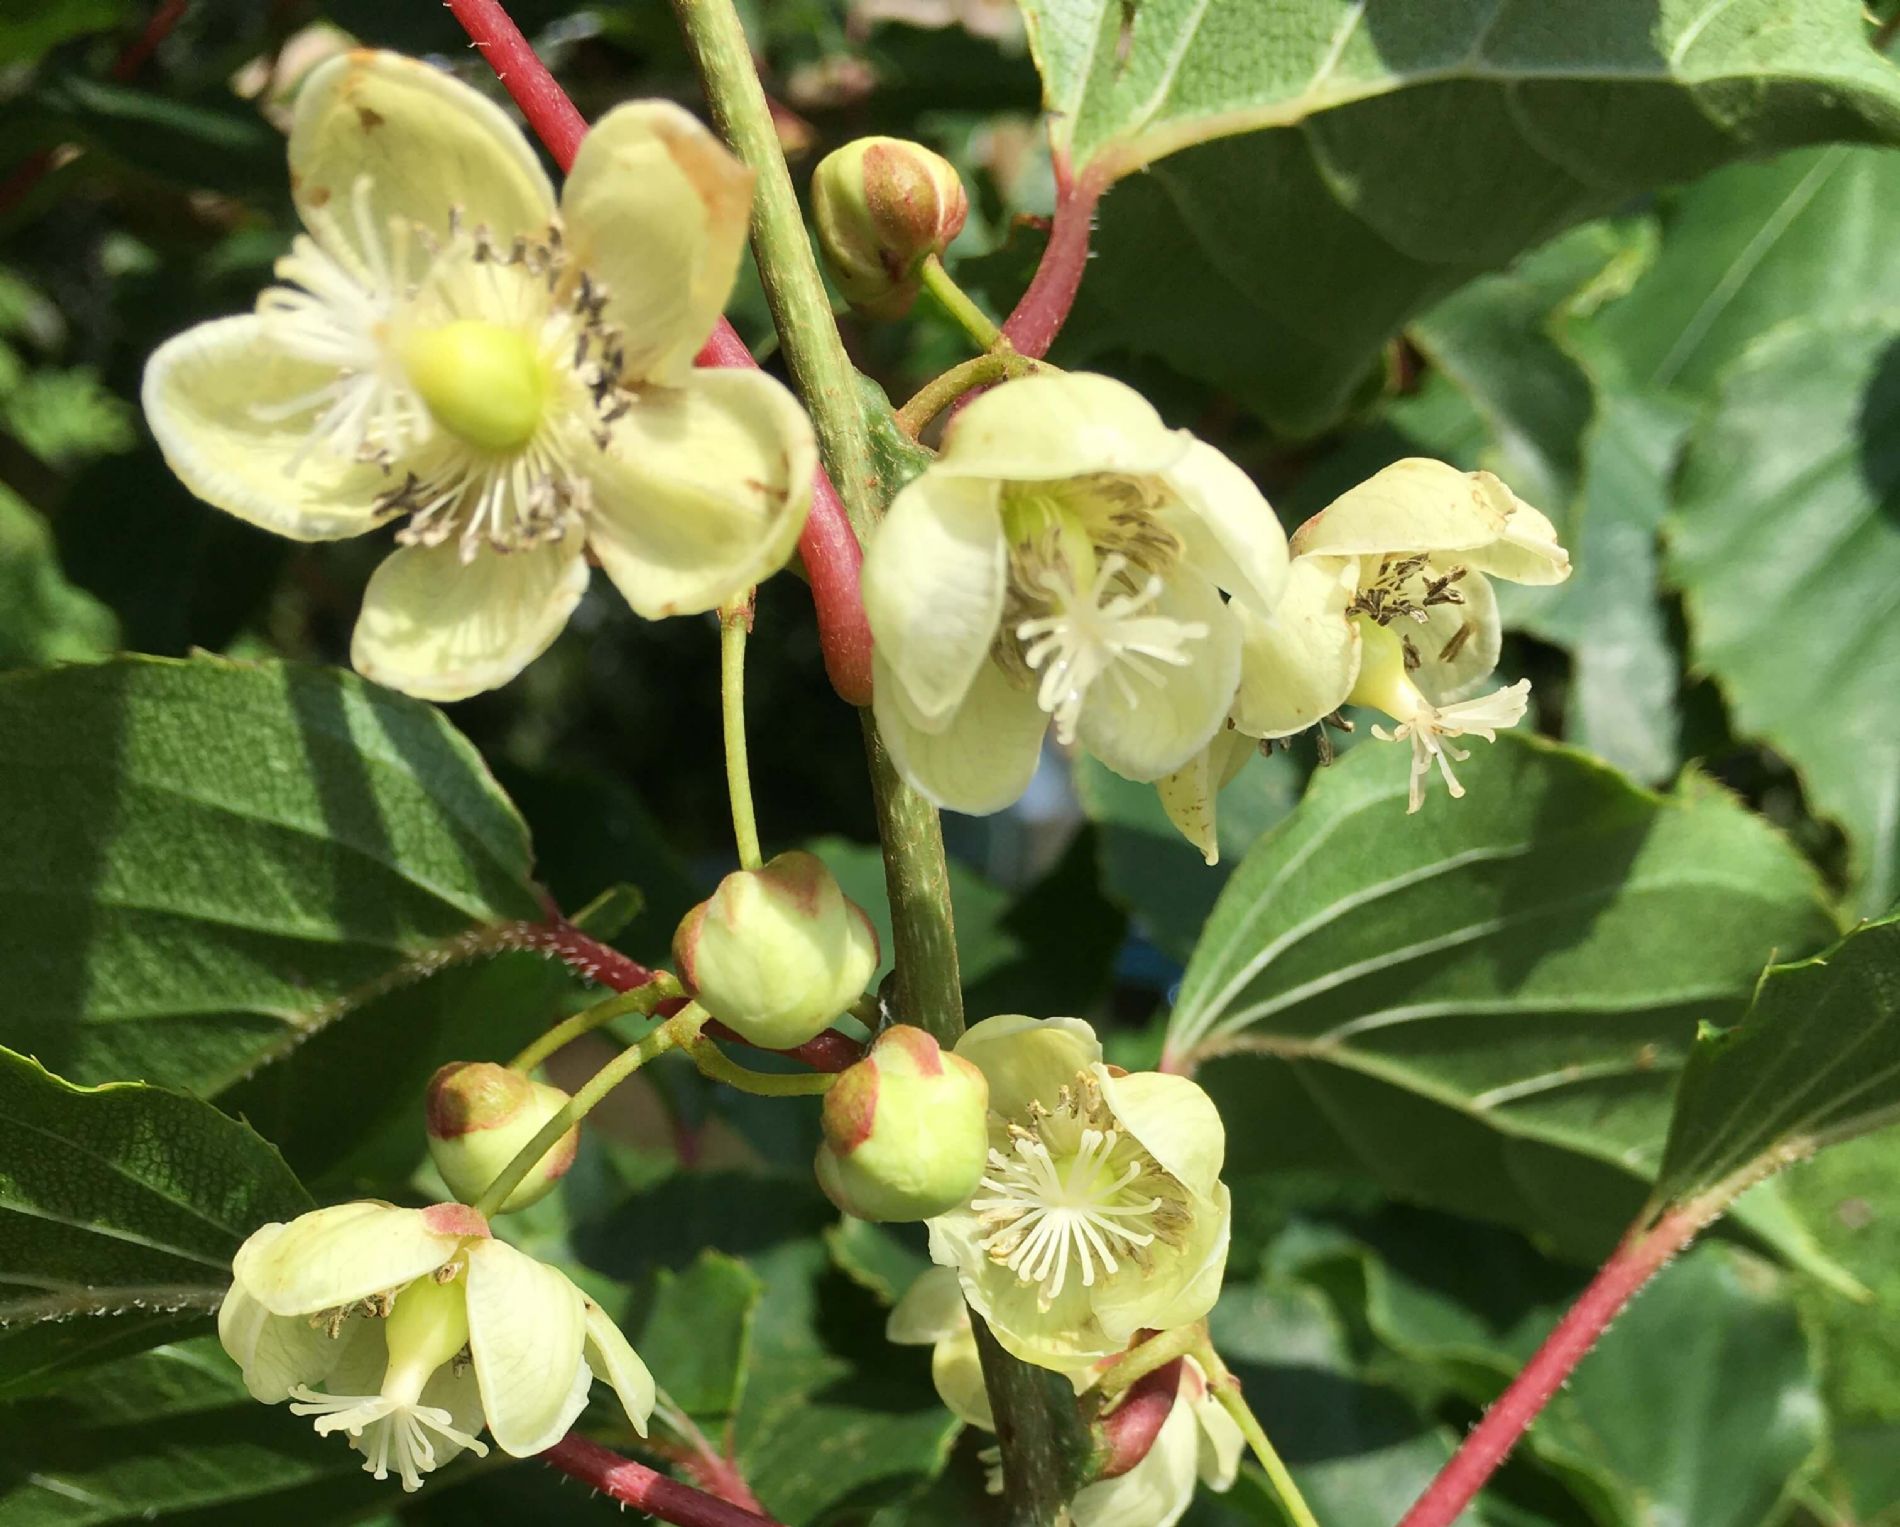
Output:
left=289, top=1386, right=488, bottom=1493
left=1372, top=679, right=1530, bottom=813
left=1014, top=554, right=1207, bottom=744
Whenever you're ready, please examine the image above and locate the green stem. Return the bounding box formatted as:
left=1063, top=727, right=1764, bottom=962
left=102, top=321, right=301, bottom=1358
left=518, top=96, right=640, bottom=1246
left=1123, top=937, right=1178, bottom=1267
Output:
left=918, top=253, right=1001, bottom=349
left=684, top=1031, right=839, bottom=1096
left=1089, top=1324, right=1204, bottom=1407
left=1193, top=1340, right=1321, bottom=1527
left=895, top=349, right=1045, bottom=439
left=971, top=1316, right=1097, bottom=1526
left=474, top=1006, right=707, bottom=1218
left=508, top=979, right=682, bottom=1074
left=720, top=601, right=763, bottom=871
left=668, top=0, right=881, bottom=543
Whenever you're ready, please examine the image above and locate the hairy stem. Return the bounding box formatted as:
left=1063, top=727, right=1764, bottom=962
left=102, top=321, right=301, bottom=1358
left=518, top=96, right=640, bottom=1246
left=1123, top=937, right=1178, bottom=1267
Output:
left=720, top=600, right=764, bottom=870
left=1396, top=1190, right=1726, bottom=1527
left=445, top=0, right=872, bottom=708
left=1194, top=1340, right=1320, bottom=1527
left=543, top=1433, right=784, bottom=1527
left=1001, top=173, right=1105, bottom=358
left=895, top=349, right=1045, bottom=439
left=972, top=1317, right=1098, bottom=1526
left=919, top=254, right=1002, bottom=349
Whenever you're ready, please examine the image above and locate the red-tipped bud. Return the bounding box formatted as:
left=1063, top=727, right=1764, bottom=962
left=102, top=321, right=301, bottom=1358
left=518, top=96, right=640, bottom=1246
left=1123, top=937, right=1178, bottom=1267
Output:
left=425, top=1061, right=577, bottom=1214
left=812, top=136, right=968, bottom=319
left=673, top=850, right=880, bottom=1049
left=814, top=1025, right=989, bottom=1221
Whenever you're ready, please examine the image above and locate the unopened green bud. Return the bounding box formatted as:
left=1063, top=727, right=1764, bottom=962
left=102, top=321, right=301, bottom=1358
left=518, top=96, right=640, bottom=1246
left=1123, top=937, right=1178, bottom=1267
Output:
left=673, top=850, right=880, bottom=1049
left=812, top=136, right=968, bottom=320
left=425, top=1061, right=577, bottom=1214
left=814, top=1025, right=989, bottom=1221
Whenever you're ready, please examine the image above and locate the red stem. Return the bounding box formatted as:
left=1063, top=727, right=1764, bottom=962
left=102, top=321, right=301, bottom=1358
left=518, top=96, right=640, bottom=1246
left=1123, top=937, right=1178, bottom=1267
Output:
left=1396, top=1201, right=1708, bottom=1527
left=445, top=0, right=873, bottom=706
left=1000, top=170, right=1104, bottom=359
left=543, top=1434, right=784, bottom=1527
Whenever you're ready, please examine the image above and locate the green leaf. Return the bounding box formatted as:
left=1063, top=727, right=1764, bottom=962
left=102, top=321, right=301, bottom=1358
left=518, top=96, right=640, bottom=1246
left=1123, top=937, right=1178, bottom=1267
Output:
left=1167, top=733, right=1838, bottom=1262
left=1075, top=749, right=1305, bottom=964
left=0, top=656, right=547, bottom=1097
left=0, top=1337, right=391, bottom=1525
left=1655, top=913, right=1900, bottom=1207
left=636, top=1250, right=762, bottom=1421
left=0, top=0, right=131, bottom=68
left=0, top=486, right=117, bottom=670
left=0, top=1049, right=309, bottom=1397
left=1024, top=0, right=1900, bottom=433
left=1670, top=318, right=1900, bottom=914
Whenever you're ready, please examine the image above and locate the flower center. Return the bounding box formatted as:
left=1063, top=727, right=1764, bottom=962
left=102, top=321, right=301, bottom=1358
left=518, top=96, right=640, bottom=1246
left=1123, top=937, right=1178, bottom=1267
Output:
left=972, top=1084, right=1174, bottom=1307
left=254, top=175, right=631, bottom=560
left=401, top=320, right=547, bottom=452
left=1014, top=553, right=1207, bottom=745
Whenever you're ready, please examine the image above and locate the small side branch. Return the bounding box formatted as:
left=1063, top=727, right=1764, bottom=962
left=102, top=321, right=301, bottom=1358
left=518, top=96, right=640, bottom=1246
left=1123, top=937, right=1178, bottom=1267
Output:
left=1000, top=174, right=1105, bottom=358
left=543, top=1432, right=785, bottom=1527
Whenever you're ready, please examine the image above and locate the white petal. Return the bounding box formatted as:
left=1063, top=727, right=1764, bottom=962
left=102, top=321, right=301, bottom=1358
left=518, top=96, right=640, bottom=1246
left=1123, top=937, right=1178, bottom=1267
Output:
left=232, top=1202, right=458, bottom=1318
left=1185, top=1359, right=1245, bottom=1491
left=952, top=1014, right=1102, bottom=1120
left=1070, top=1395, right=1201, bottom=1527
left=1230, top=554, right=1360, bottom=740
left=217, top=1277, right=345, bottom=1402
left=562, top=102, right=755, bottom=388
left=1076, top=567, right=1239, bottom=783
left=142, top=316, right=393, bottom=541
left=933, top=373, right=1188, bottom=483
left=463, top=1240, right=589, bottom=1456
left=873, top=653, right=1047, bottom=815
left=1097, top=1068, right=1225, bottom=1196
left=583, top=1298, right=655, bottom=1438
left=1155, top=439, right=1288, bottom=617
left=288, top=51, right=554, bottom=261
left=1405, top=565, right=1501, bottom=705
left=861, top=473, right=1006, bottom=727
left=351, top=538, right=588, bottom=702
left=931, top=1329, right=995, bottom=1431
left=1156, top=728, right=1255, bottom=867
left=586, top=369, right=815, bottom=619
left=1290, top=458, right=1569, bottom=585
left=887, top=1266, right=971, bottom=1347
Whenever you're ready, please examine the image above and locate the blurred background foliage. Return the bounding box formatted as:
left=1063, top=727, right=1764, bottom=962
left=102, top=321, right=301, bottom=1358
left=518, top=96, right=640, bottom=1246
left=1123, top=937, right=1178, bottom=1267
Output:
left=3, top=2, right=1900, bottom=1524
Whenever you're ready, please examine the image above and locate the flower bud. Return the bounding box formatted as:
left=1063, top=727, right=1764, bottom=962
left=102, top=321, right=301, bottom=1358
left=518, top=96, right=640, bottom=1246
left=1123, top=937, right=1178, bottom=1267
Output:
left=673, top=850, right=879, bottom=1048
left=425, top=1061, right=578, bottom=1214
left=814, top=1025, right=989, bottom=1221
left=812, top=136, right=968, bottom=319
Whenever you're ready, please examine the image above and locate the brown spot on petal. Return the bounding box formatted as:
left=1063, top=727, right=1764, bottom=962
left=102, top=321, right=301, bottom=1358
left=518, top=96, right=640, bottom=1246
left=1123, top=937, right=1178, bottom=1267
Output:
left=356, top=104, right=386, bottom=131
left=422, top=1202, right=491, bottom=1239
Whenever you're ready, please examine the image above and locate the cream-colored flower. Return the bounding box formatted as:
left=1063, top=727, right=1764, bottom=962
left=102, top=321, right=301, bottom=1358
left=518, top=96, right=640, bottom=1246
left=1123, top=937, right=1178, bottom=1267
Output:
left=1069, top=1358, right=1244, bottom=1527
left=861, top=372, right=1286, bottom=813
left=143, top=50, right=814, bottom=701
left=926, top=1015, right=1230, bottom=1374
left=1232, top=458, right=1569, bottom=811
left=218, top=1200, right=653, bottom=1491
left=885, top=1264, right=994, bottom=1429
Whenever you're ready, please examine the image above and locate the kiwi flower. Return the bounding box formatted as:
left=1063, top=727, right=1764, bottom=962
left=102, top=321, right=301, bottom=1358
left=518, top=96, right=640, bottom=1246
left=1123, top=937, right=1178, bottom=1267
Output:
left=144, top=49, right=814, bottom=701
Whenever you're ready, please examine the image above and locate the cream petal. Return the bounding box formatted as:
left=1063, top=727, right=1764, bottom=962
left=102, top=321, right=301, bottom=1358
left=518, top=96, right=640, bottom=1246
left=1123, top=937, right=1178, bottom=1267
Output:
left=583, top=1298, right=655, bottom=1438
left=1230, top=555, right=1361, bottom=740
left=933, top=372, right=1188, bottom=483
left=931, top=1328, right=996, bottom=1431
left=1186, top=1359, right=1245, bottom=1492
left=418, top=1364, right=490, bottom=1467
left=1405, top=564, right=1501, bottom=705
left=586, top=369, right=815, bottom=618
left=233, top=1202, right=457, bottom=1318
left=1097, top=1068, right=1225, bottom=1197
left=562, top=102, right=754, bottom=387
left=287, top=51, right=554, bottom=261
left=873, top=654, right=1047, bottom=815
left=351, top=538, right=588, bottom=702
left=463, top=1239, right=589, bottom=1456
left=928, top=1208, right=1113, bottom=1372
left=1290, top=458, right=1569, bottom=585
left=861, top=474, right=1006, bottom=727
left=324, top=1309, right=390, bottom=1394
left=1156, top=728, right=1255, bottom=867
left=1091, top=1183, right=1230, bottom=1350
left=217, top=1277, right=345, bottom=1402
left=887, top=1265, right=972, bottom=1347
left=1155, top=439, right=1288, bottom=617
left=142, top=316, right=395, bottom=541
left=1075, top=567, right=1239, bottom=783
left=1070, top=1395, right=1201, bottom=1527
left=952, top=1014, right=1101, bottom=1120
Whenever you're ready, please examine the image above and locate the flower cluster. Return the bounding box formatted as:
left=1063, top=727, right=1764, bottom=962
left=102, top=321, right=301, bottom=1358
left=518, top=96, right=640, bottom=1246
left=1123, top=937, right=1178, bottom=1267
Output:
left=144, top=50, right=814, bottom=701
left=861, top=375, right=1571, bottom=856
left=220, top=1201, right=652, bottom=1492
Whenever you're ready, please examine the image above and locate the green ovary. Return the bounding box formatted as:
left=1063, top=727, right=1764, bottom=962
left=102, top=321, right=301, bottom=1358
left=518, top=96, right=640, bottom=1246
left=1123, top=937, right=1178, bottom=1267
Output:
left=402, top=320, right=547, bottom=451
